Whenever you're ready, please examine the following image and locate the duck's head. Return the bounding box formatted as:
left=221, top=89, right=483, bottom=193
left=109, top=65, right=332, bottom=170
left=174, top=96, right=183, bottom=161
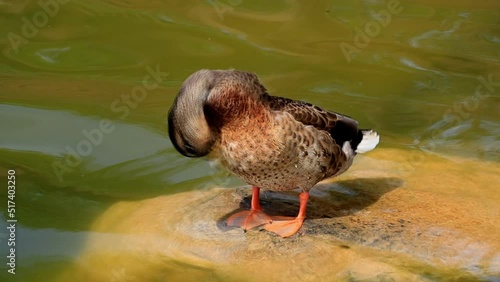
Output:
left=168, top=70, right=218, bottom=157
left=168, top=69, right=266, bottom=157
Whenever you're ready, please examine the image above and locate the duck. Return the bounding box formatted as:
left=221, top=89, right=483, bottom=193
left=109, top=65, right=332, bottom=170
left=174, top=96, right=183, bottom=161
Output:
left=168, top=69, right=379, bottom=237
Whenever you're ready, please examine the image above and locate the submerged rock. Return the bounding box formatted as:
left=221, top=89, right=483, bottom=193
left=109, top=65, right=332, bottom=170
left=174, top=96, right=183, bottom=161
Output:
left=57, top=149, right=500, bottom=281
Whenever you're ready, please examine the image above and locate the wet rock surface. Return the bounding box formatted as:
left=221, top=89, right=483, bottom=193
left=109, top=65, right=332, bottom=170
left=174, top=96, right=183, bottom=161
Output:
left=58, top=149, right=500, bottom=281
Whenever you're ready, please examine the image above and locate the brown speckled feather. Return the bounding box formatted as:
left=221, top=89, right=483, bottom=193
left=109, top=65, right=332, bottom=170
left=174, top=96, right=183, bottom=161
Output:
left=262, top=94, right=363, bottom=152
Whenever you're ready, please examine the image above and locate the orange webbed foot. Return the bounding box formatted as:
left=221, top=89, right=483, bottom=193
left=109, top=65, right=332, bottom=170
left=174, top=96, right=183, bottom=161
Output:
left=227, top=186, right=272, bottom=231
left=264, top=216, right=305, bottom=237
left=264, top=191, right=310, bottom=237
left=227, top=209, right=272, bottom=231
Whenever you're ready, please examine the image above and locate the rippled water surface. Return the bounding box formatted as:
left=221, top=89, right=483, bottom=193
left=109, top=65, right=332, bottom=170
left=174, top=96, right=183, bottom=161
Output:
left=0, top=1, right=499, bottom=281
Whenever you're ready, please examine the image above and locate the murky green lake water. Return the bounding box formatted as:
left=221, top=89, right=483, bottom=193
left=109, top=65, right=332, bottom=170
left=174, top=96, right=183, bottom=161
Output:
left=0, top=1, right=499, bottom=281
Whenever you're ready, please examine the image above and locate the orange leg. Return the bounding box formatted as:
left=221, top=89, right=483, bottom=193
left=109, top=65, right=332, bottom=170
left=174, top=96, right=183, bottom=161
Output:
left=227, top=186, right=272, bottom=231
left=264, top=191, right=309, bottom=238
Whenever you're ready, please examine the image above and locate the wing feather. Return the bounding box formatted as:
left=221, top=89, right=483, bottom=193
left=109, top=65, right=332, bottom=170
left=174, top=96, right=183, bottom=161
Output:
left=262, top=94, right=362, bottom=149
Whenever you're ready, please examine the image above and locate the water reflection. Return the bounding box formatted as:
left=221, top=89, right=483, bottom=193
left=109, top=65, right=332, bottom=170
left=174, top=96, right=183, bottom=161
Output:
left=0, top=104, right=166, bottom=169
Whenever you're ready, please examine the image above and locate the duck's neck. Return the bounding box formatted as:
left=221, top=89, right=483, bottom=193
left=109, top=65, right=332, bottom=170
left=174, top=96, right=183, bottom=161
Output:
left=206, top=91, right=268, bottom=129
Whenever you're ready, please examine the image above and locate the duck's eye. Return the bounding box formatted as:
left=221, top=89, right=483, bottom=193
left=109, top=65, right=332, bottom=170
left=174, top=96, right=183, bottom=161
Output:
left=184, top=142, right=198, bottom=155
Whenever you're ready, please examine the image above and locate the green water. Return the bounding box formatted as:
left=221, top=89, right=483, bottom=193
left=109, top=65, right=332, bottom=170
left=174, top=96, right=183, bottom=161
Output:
left=0, top=0, right=499, bottom=281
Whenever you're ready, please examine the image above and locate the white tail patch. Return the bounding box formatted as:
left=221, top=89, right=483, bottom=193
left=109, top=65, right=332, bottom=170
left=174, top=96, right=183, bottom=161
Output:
left=342, top=141, right=354, bottom=158
left=356, top=130, right=380, bottom=153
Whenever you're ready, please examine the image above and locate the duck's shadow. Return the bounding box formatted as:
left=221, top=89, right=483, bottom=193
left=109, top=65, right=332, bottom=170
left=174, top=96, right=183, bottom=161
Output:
left=217, top=177, right=403, bottom=230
